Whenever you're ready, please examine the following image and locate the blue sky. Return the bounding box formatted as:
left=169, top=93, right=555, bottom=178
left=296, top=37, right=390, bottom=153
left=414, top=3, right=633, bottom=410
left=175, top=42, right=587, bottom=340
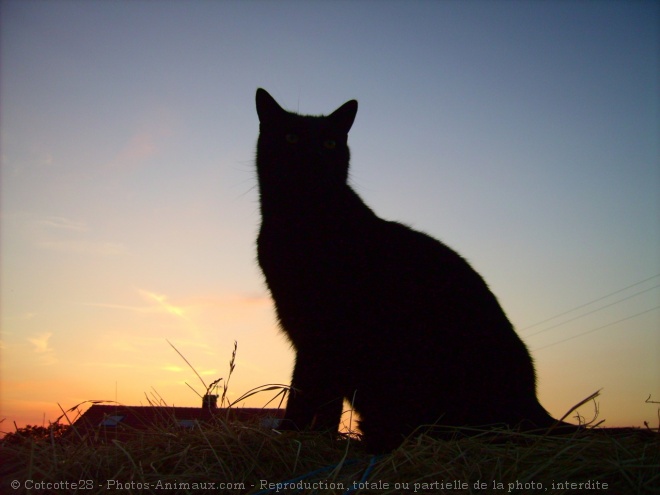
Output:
left=1, top=0, right=658, bottom=430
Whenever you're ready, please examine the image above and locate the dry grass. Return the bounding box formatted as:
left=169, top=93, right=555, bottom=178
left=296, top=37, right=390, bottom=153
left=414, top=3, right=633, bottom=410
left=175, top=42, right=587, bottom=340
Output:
left=2, top=345, right=658, bottom=494
left=1, top=403, right=658, bottom=494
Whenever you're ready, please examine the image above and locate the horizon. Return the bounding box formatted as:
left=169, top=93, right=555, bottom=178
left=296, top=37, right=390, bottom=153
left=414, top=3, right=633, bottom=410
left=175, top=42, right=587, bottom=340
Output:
left=1, top=1, right=658, bottom=432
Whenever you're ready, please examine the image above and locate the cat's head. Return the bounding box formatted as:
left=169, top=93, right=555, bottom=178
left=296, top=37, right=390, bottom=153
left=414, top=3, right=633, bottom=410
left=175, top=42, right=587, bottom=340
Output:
left=256, top=88, right=358, bottom=195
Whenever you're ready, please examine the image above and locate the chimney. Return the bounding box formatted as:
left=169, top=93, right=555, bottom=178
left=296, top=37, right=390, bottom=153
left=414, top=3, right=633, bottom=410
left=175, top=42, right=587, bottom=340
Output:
left=202, top=394, right=218, bottom=409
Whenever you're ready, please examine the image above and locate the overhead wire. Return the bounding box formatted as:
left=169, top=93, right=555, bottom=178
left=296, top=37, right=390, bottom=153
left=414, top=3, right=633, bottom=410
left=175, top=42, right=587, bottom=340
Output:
left=519, top=273, right=660, bottom=351
left=524, top=284, right=660, bottom=338
left=520, top=273, right=660, bottom=332
left=533, top=305, right=660, bottom=352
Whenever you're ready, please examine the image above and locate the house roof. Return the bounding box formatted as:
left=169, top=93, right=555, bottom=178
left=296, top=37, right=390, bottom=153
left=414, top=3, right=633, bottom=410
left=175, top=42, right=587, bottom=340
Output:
left=68, top=404, right=284, bottom=443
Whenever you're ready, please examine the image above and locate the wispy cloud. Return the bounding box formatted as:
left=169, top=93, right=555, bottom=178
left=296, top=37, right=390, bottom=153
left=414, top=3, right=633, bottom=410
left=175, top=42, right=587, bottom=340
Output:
left=38, top=216, right=87, bottom=231
left=162, top=365, right=185, bottom=372
left=107, top=106, right=177, bottom=170
left=27, top=332, right=57, bottom=365
left=37, top=239, right=128, bottom=256
left=25, top=214, right=128, bottom=256
left=115, top=132, right=158, bottom=164
left=139, top=290, right=187, bottom=318
left=86, top=289, right=190, bottom=319
left=84, top=302, right=155, bottom=314
left=79, top=361, right=136, bottom=368
left=179, top=294, right=273, bottom=309
left=28, top=332, right=53, bottom=353
left=93, top=332, right=179, bottom=356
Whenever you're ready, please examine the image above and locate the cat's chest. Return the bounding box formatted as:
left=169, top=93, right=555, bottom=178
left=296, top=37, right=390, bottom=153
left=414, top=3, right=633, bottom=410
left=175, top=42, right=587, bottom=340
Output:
left=258, top=216, right=359, bottom=266
left=260, top=214, right=387, bottom=298
left=257, top=216, right=380, bottom=325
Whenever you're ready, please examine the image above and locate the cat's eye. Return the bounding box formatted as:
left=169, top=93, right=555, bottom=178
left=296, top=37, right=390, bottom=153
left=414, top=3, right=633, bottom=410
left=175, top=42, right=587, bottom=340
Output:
left=323, top=139, right=337, bottom=150
left=285, top=133, right=299, bottom=144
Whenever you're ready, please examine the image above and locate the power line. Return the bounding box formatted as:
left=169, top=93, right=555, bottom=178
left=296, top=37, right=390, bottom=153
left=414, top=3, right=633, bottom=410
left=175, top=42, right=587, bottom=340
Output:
left=520, top=273, right=660, bottom=332
left=525, top=284, right=660, bottom=338
left=532, top=305, right=660, bottom=352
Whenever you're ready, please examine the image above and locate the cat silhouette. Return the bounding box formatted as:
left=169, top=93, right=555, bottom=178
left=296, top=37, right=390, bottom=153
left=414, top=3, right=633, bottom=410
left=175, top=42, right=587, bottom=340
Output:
left=255, top=88, right=571, bottom=452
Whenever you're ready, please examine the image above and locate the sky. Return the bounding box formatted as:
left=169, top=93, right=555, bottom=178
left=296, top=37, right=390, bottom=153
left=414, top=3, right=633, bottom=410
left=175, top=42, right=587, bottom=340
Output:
left=1, top=0, right=658, bottom=433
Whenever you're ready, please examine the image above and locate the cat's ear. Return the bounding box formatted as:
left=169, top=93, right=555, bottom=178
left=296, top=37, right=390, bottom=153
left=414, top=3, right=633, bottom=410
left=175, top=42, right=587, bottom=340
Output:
left=329, top=100, right=358, bottom=134
left=256, top=88, right=286, bottom=124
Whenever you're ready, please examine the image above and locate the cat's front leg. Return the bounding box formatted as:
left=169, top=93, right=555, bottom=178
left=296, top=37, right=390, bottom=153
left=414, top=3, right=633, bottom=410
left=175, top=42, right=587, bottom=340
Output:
left=280, top=351, right=343, bottom=433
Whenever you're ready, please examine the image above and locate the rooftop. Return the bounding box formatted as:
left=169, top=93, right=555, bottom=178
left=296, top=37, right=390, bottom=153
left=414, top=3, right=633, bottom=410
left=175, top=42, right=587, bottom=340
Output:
left=69, top=403, right=284, bottom=443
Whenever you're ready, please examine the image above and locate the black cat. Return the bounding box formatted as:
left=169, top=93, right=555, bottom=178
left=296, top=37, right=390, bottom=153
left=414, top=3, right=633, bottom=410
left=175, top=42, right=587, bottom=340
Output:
left=255, top=88, right=570, bottom=452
